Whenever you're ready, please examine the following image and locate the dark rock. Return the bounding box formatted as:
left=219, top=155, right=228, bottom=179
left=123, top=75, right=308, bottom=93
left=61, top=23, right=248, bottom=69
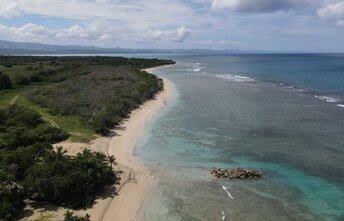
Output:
left=209, top=168, right=263, bottom=180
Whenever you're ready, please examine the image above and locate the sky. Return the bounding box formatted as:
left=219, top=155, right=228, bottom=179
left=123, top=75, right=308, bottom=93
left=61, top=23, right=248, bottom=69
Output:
left=0, top=0, right=344, bottom=52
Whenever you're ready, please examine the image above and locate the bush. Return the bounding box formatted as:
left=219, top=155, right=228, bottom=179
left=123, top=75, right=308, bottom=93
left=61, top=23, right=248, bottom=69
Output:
left=4, top=105, right=43, bottom=128
left=3, top=63, right=13, bottom=68
left=0, top=72, right=12, bottom=90
left=0, top=105, right=69, bottom=150
left=2, top=142, right=51, bottom=180
left=64, top=211, right=90, bottom=221
left=0, top=181, right=25, bottom=221
left=15, top=75, right=31, bottom=85
left=26, top=66, right=33, bottom=71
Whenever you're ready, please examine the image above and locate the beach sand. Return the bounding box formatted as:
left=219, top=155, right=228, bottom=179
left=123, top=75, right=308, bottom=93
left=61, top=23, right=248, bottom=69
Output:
left=94, top=78, right=172, bottom=221
left=21, top=78, right=172, bottom=221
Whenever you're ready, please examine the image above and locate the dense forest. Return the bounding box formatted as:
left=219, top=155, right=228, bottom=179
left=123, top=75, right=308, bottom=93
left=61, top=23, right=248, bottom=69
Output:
left=0, top=56, right=174, bottom=135
left=0, top=56, right=174, bottom=220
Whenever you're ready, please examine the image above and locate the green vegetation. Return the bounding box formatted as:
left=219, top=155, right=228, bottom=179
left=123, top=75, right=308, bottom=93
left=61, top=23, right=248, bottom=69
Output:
left=0, top=105, right=117, bottom=220
left=0, top=72, right=12, bottom=90
left=0, top=56, right=174, bottom=139
left=28, top=66, right=164, bottom=134
left=64, top=211, right=90, bottom=221
left=0, top=105, right=69, bottom=221
left=0, top=105, right=69, bottom=150
left=11, top=94, right=94, bottom=142
left=0, top=56, right=174, bottom=220
left=24, top=148, right=116, bottom=208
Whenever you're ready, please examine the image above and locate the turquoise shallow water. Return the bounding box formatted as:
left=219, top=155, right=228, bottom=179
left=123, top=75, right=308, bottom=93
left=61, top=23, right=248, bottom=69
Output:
left=135, top=54, right=344, bottom=220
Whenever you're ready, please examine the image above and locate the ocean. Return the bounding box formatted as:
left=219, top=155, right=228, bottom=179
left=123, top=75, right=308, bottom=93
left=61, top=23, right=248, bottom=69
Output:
left=135, top=54, right=344, bottom=221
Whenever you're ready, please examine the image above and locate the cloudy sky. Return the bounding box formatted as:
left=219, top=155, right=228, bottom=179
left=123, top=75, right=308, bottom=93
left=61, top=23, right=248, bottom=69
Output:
left=0, top=0, right=344, bottom=52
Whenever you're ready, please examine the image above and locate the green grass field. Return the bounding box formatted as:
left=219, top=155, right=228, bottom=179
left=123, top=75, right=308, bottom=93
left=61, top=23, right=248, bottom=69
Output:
left=0, top=88, right=95, bottom=142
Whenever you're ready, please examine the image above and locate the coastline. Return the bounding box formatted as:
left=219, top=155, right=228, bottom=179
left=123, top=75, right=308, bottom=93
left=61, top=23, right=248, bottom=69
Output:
left=98, top=77, right=172, bottom=221
left=20, top=76, right=172, bottom=221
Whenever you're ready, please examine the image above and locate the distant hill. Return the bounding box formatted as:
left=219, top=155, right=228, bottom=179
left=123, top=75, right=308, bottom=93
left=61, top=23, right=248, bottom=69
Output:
left=0, top=39, right=254, bottom=55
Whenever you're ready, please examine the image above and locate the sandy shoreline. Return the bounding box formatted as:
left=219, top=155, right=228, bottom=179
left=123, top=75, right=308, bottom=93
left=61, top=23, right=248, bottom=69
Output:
left=21, top=77, right=172, bottom=221
left=98, top=78, right=172, bottom=220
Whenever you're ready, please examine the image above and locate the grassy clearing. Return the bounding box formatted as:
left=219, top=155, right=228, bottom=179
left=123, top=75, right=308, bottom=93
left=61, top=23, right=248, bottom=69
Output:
left=17, top=95, right=95, bottom=142
left=0, top=64, right=95, bottom=142
left=0, top=89, right=95, bottom=142
left=0, top=88, right=26, bottom=108
left=0, top=64, right=57, bottom=79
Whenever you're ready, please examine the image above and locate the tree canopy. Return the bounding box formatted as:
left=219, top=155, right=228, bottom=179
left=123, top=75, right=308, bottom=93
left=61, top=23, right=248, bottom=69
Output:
left=0, top=105, right=117, bottom=220
left=0, top=72, right=12, bottom=90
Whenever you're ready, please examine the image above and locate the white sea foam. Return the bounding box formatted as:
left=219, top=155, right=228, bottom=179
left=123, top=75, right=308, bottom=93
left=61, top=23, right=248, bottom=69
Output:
left=193, top=68, right=205, bottom=72
left=221, top=209, right=226, bottom=220
left=193, top=66, right=207, bottom=72
left=314, top=95, right=340, bottom=103
left=216, top=74, right=254, bottom=82
left=222, top=186, right=234, bottom=199
left=192, top=63, right=207, bottom=72
left=337, top=104, right=344, bottom=108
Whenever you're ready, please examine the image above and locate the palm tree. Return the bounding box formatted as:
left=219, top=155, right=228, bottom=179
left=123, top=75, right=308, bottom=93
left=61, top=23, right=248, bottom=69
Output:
left=95, top=152, right=106, bottom=160
left=54, top=146, right=68, bottom=161
left=76, top=149, right=92, bottom=160
left=107, top=155, right=117, bottom=170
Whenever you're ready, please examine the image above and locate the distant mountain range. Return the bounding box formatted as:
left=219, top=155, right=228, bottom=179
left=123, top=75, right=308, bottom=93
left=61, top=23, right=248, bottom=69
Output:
left=0, top=39, right=258, bottom=55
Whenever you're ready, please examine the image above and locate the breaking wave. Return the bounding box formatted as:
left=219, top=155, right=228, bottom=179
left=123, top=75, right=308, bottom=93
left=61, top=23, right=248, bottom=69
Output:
left=216, top=74, right=254, bottom=82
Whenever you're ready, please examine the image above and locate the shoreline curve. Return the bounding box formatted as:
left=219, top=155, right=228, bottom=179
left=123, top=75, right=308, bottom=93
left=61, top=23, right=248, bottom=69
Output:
left=99, top=77, right=172, bottom=221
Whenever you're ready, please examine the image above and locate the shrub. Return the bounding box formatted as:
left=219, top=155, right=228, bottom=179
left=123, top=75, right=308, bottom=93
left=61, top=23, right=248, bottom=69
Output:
left=0, top=105, right=69, bottom=150
left=3, top=63, right=13, bottom=68
left=0, top=181, right=25, bottom=221
left=26, top=66, right=33, bottom=71
left=0, top=72, right=12, bottom=90
left=64, top=211, right=90, bottom=221
left=15, top=75, right=31, bottom=85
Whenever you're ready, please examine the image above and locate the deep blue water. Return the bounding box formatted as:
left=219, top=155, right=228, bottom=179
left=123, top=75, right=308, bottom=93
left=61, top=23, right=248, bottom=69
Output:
left=186, top=54, right=344, bottom=94
left=135, top=54, right=344, bottom=221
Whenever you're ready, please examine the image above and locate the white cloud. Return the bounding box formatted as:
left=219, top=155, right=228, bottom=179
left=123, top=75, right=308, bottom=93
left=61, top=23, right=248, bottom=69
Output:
left=0, top=23, right=52, bottom=41
left=318, top=1, right=344, bottom=26
left=0, top=0, right=343, bottom=51
left=0, top=21, right=191, bottom=46
left=211, top=0, right=313, bottom=13
left=0, top=0, right=199, bottom=46
left=193, top=39, right=247, bottom=49
left=0, top=3, right=20, bottom=18
left=149, top=26, right=191, bottom=42
left=0, top=0, right=196, bottom=28
left=54, top=20, right=117, bottom=41
left=0, top=21, right=116, bottom=43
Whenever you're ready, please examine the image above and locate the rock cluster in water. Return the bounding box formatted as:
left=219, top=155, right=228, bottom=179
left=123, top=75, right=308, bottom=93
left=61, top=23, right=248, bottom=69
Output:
left=209, top=168, right=263, bottom=179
